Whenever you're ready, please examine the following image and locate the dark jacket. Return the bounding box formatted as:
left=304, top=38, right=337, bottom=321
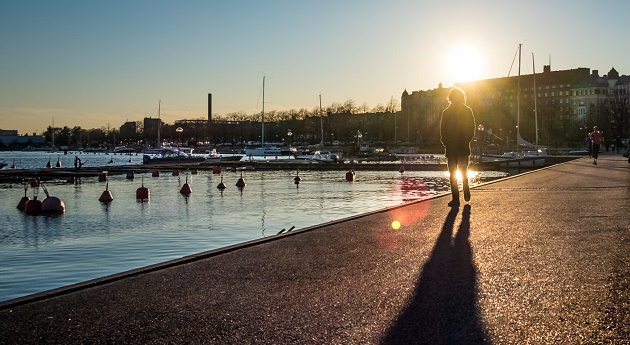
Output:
left=440, top=102, right=476, bottom=158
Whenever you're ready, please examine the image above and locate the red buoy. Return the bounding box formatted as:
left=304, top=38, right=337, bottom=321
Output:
left=236, top=172, right=246, bottom=188
left=180, top=175, right=192, bottom=196
left=345, top=169, right=356, bottom=182
left=24, top=198, right=42, bottom=215
left=98, top=172, right=107, bottom=182
left=17, top=184, right=29, bottom=210
left=136, top=176, right=149, bottom=201
left=152, top=170, right=160, bottom=177
left=99, top=182, right=114, bottom=203
left=172, top=170, right=179, bottom=176
left=217, top=175, right=227, bottom=190
left=212, top=166, right=222, bottom=174
left=41, top=196, right=66, bottom=214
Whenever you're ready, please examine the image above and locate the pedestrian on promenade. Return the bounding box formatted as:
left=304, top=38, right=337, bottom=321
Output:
left=585, top=135, right=593, bottom=158
left=440, top=86, right=476, bottom=207
left=590, top=126, right=604, bottom=165
left=614, top=136, right=622, bottom=154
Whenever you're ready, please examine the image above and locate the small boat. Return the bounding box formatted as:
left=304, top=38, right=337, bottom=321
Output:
left=294, top=150, right=341, bottom=163
left=142, top=147, right=206, bottom=164
left=0, top=162, right=7, bottom=169
left=204, top=148, right=244, bottom=162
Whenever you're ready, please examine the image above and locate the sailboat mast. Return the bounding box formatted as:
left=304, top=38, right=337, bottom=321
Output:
left=532, top=53, right=538, bottom=148
left=319, top=94, right=324, bottom=146
left=262, top=76, right=265, bottom=147
left=157, top=100, right=161, bottom=147
left=517, top=43, right=521, bottom=150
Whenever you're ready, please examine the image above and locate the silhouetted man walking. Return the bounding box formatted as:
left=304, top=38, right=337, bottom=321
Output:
left=440, top=87, right=476, bottom=207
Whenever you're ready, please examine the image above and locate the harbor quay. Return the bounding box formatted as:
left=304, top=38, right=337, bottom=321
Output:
left=0, top=156, right=628, bottom=344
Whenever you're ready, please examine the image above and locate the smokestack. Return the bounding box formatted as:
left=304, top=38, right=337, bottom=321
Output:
left=207, top=93, right=212, bottom=123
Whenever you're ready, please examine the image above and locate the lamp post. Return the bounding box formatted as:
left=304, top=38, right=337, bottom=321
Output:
left=477, top=124, right=485, bottom=162
left=176, top=127, right=183, bottom=163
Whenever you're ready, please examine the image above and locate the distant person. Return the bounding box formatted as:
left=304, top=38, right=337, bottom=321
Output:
left=590, top=126, right=603, bottom=165
left=440, top=87, right=476, bottom=207
left=614, top=136, right=622, bottom=154
left=585, top=135, right=592, bottom=158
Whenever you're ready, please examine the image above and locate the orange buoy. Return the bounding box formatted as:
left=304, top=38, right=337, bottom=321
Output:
left=41, top=196, right=65, bottom=214
left=217, top=175, right=227, bottom=190
left=345, top=169, right=356, bottom=182
left=212, top=166, right=221, bottom=174
left=180, top=175, right=192, bottom=196
left=17, top=184, right=30, bottom=210
left=236, top=172, right=246, bottom=188
left=98, top=172, right=108, bottom=182
left=152, top=170, right=160, bottom=177
left=99, top=182, right=114, bottom=203
left=136, top=176, right=150, bottom=201
left=24, top=197, right=42, bottom=215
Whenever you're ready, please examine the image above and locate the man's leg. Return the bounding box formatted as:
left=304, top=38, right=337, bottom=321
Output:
left=447, top=158, right=460, bottom=206
left=460, top=155, right=471, bottom=202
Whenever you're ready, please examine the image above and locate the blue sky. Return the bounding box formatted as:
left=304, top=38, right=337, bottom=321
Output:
left=1, top=0, right=629, bottom=135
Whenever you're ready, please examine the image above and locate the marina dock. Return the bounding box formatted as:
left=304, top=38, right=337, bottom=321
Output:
left=0, top=156, right=628, bottom=344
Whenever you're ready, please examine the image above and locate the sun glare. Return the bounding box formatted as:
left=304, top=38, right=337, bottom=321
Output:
left=445, top=45, right=484, bottom=83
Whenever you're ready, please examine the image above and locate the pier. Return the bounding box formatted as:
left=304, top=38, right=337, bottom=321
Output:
left=0, top=156, right=628, bottom=344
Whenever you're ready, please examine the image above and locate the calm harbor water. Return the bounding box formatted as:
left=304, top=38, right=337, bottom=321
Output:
left=0, top=151, right=508, bottom=302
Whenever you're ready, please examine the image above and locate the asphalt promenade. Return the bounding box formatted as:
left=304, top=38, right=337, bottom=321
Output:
left=1, top=155, right=628, bottom=344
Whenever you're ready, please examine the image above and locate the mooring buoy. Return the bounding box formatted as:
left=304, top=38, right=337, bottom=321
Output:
left=236, top=172, right=246, bottom=188
left=99, top=182, right=114, bottom=203
left=217, top=175, right=227, bottom=190
left=345, top=169, right=356, bottom=182
left=294, top=170, right=301, bottom=185
left=136, top=176, right=150, bottom=201
left=17, top=183, right=29, bottom=210
left=180, top=174, right=192, bottom=196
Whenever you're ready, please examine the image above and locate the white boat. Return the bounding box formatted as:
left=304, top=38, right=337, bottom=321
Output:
left=142, top=147, right=206, bottom=164
left=294, top=150, right=341, bottom=163
left=482, top=44, right=546, bottom=168
left=204, top=148, right=244, bottom=162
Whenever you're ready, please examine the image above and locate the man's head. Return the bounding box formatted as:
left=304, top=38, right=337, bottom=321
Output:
left=447, top=87, right=466, bottom=104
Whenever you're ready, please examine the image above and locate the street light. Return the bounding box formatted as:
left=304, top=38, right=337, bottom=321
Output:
left=176, top=127, right=183, bottom=162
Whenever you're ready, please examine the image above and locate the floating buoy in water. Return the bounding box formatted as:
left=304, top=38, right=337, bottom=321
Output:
left=126, top=171, right=134, bottom=180
left=294, top=170, right=301, bottom=185
left=40, top=183, right=65, bottom=214
left=55, top=156, right=62, bottom=168
left=152, top=170, right=160, bottom=177
left=41, top=196, right=65, bottom=214
left=236, top=172, right=246, bottom=188
left=17, top=184, right=29, bottom=210
left=399, top=165, right=405, bottom=174
left=29, top=177, right=40, bottom=187
left=136, top=176, right=150, bottom=201
left=46, top=159, right=51, bottom=168
left=24, top=197, right=42, bottom=215
left=345, top=169, right=356, bottom=182
left=98, top=172, right=108, bottom=182
left=66, top=176, right=75, bottom=184
left=190, top=169, right=198, bottom=175
left=99, top=182, right=114, bottom=203
left=212, top=166, right=221, bottom=174
left=217, top=175, right=227, bottom=190
left=180, top=174, right=192, bottom=196
left=172, top=170, right=179, bottom=176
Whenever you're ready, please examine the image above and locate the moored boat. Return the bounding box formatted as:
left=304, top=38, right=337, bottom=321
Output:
left=142, top=147, right=206, bottom=164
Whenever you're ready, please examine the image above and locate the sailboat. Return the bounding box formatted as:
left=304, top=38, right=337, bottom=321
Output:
left=483, top=44, right=546, bottom=168
left=244, top=77, right=295, bottom=157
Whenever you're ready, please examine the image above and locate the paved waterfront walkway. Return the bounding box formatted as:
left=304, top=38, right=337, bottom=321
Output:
left=1, top=156, right=628, bottom=344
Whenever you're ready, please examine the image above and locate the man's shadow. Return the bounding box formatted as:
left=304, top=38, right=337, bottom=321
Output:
left=380, top=205, right=488, bottom=344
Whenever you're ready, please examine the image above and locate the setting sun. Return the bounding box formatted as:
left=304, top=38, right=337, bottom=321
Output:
left=444, top=45, right=485, bottom=83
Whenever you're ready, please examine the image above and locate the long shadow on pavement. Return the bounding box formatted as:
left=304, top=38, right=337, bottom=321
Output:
left=380, top=205, right=489, bottom=344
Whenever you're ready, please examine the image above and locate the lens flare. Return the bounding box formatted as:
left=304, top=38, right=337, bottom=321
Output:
left=391, top=220, right=401, bottom=230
